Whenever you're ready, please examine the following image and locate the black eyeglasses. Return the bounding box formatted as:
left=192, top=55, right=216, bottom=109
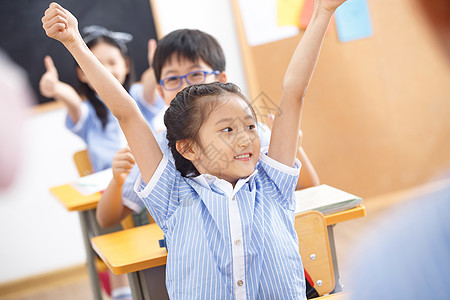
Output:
left=159, top=70, right=220, bottom=91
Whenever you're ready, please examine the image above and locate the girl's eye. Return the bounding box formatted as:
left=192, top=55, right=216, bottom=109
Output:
left=165, top=77, right=178, bottom=83
left=221, top=127, right=233, bottom=133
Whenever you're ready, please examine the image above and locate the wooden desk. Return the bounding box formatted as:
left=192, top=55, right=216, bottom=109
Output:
left=92, top=223, right=166, bottom=274
left=50, top=184, right=115, bottom=300
left=50, top=184, right=101, bottom=211
left=325, top=205, right=366, bottom=226
left=92, top=205, right=366, bottom=299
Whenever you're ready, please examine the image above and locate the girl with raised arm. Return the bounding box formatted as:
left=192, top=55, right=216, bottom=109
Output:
left=42, top=0, right=346, bottom=298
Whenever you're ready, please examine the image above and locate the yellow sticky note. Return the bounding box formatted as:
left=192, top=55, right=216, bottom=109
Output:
left=277, top=0, right=305, bottom=27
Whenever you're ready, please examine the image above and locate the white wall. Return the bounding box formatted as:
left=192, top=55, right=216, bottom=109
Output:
left=0, top=108, right=86, bottom=283
left=0, top=0, right=246, bottom=284
left=153, top=0, right=248, bottom=96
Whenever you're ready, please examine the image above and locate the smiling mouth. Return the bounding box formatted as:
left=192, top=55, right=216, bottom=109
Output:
left=234, top=153, right=252, bottom=160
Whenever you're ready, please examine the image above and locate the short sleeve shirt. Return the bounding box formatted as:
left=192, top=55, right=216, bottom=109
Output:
left=65, top=83, right=165, bottom=172
left=134, top=150, right=306, bottom=300
left=122, top=122, right=273, bottom=213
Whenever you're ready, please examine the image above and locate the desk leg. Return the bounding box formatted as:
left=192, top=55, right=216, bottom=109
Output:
left=127, top=266, right=169, bottom=300
left=141, top=266, right=169, bottom=299
left=327, top=224, right=343, bottom=293
left=79, top=211, right=103, bottom=300
left=128, top=272, right=144, bottom=300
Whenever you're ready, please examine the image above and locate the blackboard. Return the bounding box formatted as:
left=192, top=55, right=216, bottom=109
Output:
left=0, top=0, right=157, bottom=105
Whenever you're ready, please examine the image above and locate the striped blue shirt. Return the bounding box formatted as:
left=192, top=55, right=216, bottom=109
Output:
left=123, top=122, right=272, bottom=215
left=134, top=150, right=306, bottom=299
left=66, top=83, right=166, bottom=172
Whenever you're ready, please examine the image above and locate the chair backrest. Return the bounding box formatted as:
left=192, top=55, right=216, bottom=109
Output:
left=73, top=149, right=94, bottom=177
left=73, top=149, right=136, bottom=229
left=120, top=214, right=136, bottom=230
left=295, top=210, right=335, bottom=296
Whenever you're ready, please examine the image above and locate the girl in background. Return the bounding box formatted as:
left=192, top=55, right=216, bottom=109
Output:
left=39, top=25, right=165, bottom=172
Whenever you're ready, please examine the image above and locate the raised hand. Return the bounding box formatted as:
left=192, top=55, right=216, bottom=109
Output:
left=142, top=38, right=159, bottom=105
left=39, top=56, right=60, bottom=98
left=38, top=53, right=83, bottom=122
left=41, top=2, right=81, bottom=47
left=147, top=39, right=157, bottom=68
left=318, top=0, right=348, bottom=13
left=112, top=147, right=136, bottom=185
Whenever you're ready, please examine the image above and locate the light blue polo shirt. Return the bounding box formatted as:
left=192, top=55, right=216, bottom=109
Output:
left=66, top=83, right=165, bottom=172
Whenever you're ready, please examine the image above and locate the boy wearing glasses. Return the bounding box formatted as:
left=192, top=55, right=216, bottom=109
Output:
left=96, top=28, right=319, bottom=228
left=148, top=29, right=230, bottom=137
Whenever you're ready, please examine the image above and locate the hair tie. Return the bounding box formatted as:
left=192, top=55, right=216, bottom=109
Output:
left=82, top=25, right=133, bottom=54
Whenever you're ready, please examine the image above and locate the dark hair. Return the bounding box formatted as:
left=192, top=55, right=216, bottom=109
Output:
left=164, top=82, right=256, bottom=177
left=153, top=29, right=226, bottom=83
left=76, top=35, right=135, bottom=129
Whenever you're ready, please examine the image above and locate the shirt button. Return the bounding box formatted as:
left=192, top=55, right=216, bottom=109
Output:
left=232, top=195, right=235, bottom=201
left=234, top=239, right=241, bottom=246
left=237, top=280, right=243, bottom=286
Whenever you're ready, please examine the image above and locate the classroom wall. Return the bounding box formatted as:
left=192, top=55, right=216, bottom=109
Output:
left=0, top=106, right=86, bottom=283
left=235, top=0, right=450, bottom=198
left=151, top=0, right=248, bottom=94
left=0, top=0, right=247, bottom=284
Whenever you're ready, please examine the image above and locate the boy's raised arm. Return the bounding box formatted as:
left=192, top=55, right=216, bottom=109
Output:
left=42, top=3, right=162, bottom=183
left=268, top=0, right=346, bottom=167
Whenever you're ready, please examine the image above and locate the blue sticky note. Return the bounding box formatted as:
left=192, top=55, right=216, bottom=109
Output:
left=335, top=0, right=373, bottom=43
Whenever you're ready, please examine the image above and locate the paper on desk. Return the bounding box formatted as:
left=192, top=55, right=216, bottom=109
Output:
left=295, top=184, right=362, bottom=215
left=72, top=168, right=113, bottom=196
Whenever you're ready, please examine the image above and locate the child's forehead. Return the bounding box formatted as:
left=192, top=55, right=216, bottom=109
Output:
left=208, top=96, right=255, bottom=121
left=163, top=53, right=211, bottom=71
left=90, top=41, right=120, bottom=52
left=90, top=42, right=125, bottom=59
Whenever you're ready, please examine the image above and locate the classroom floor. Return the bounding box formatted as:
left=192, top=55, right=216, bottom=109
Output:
left=1, top=275, right=98, bottom=300
left=4, top=178, right=448, bottom=300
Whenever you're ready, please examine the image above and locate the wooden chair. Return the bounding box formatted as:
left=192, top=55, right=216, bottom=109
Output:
left=295, top=210, right=335, bottom=296
left=72, top=149, right=136, bottom=229
left=73, top=149, right=94, bottom=177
